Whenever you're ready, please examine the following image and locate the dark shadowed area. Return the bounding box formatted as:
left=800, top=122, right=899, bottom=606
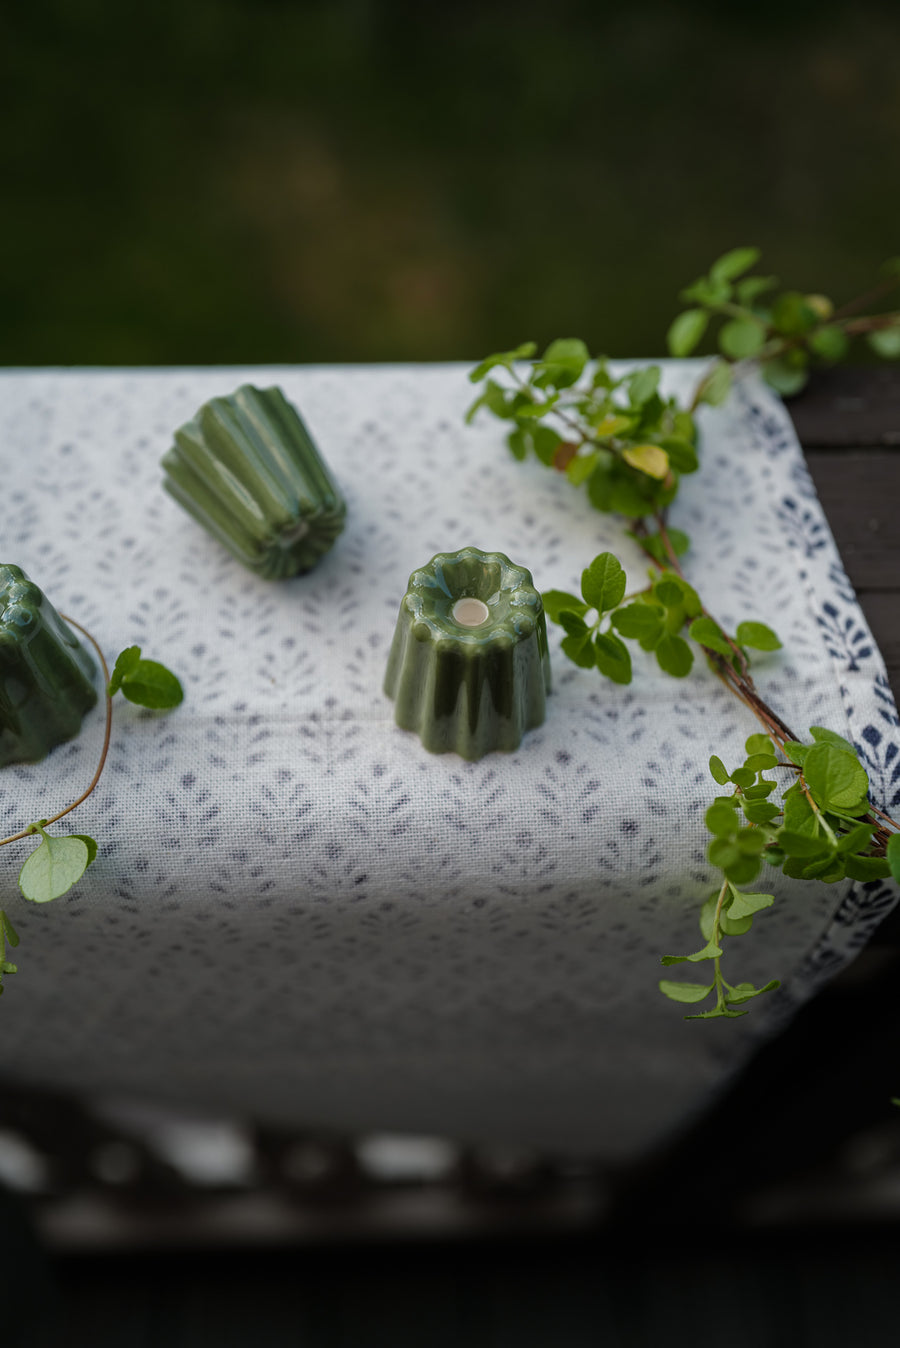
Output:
left=3, top=0, right=899, bottom=365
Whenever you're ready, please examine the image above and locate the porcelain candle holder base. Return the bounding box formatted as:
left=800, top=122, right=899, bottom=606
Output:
left=384, top=547, right=551, bottom=760
left=162, top=384, right=346, bottom=579
left=0, top=565, right=97, bottom=767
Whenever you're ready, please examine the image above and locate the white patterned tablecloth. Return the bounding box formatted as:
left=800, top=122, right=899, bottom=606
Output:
left=0, top=362, right=896, bottom=1160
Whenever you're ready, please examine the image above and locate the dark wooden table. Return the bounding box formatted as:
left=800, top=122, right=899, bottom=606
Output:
left=792, top=366, right=900, bottom=695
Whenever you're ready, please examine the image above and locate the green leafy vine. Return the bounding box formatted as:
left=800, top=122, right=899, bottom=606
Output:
left=0, top=619, right=182, bottom=996
left=467, top=248, right=900, bottom=1019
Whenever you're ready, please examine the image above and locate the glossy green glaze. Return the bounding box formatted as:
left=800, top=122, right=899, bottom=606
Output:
left=162, top=384, right=346, bottom=579
left=384, top=547, right=551, bottom=760
left=0, top=565, right=97, bottom=767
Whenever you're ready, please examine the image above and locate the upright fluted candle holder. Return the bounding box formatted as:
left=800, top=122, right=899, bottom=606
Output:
left=162, top=384, right=346, bottom=579
left=0, top=565, right=97, bottom=767
left=384, top=547, right=551, bottom=760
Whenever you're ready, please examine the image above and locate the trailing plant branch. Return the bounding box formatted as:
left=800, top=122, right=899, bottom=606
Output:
left=466, top=249, right=900, bottom=1018
left=0, top=621, right=183, bottom=995
left=668, top=248, right=900, bottom=397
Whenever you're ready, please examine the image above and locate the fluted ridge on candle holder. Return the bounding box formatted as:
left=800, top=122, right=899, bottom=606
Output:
left=384, top=547, right=551, bottom=760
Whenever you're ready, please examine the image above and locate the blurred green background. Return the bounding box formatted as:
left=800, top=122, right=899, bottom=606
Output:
left=3, top=0, right=899, bottom=366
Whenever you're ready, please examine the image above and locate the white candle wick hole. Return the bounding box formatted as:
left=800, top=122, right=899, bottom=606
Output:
left=452, top=597, right=490, bottom=627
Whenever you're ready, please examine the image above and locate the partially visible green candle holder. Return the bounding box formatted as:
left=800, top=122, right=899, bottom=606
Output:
left=384, top=547, right=551, bottom=760
left=0, top=565, right=97, bottom=767
left=162, top=384, right=346, bottom=579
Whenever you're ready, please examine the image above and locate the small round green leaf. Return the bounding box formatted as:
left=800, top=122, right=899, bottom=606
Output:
left=0, top=910, right=19, bottom=947
left=710, top=247, right=761, bottom=283
left=658, top=437, right=698, bottom=475
left=727, top=888, right=774, bottom=921
left=506, top=427, right=528, bottom=461
left=627, top=365, right=661, bottom=406
left=719, top=318, right=766, bottom=359
left=108, top=645, right=141, bottom=697
left=661, top=937, right=722, bottom=966
left=735, top=621, right=781, bottom=652
left=532, top=426, right=563, bottom=466
left=783, top=741, right=809, bottom=767
left=667, top=309, right=709, bottom=358
left=542, top=590, right=588, bottom=624
left=886, top=833, right=900, bottom=885
left=689, top=616, right=734, bottom=658
left=559, top=611, right=589, bottom=639
left=19, top=834, right=90, bottom=903
left=803, top=741, right=869, bottom=812
left=719, top=909, right=753, bottom=936
left=809, top=325, right=849, bottom=362
left=622, top=443, right=670, bottom=480
left=844, top=854, right=892, bottom=881
left=708, top=838, right=740, bottom=870
left=659, top=980, right=714, bottom=1005
left=611, top=603, right=664, bottom=641
left=742, top=800, right=780, bottom=825
left=809, top=725, right=856, bottom=755
left=771, top=291, right=818, bottom=335
left=709, top=755, right=730, bottom=786
left=867, top=326, right=900, bottom=360
left=743, top=752, right=778, bottom=772
left=653, top=579, right=685, bottom=608
left=725, top=979, right=780, bottom=1005
left=697, top=362, right=733, bottom=407
left=534, top=338, right=590, bottom=390
left=723, top=853, right=762, bottom=885
left=560, top=633, right=596, bottom=670
left=705, top=801, right=740, bottom=837
left=762, top=358, right=808, bottom=397
left=736, top=829, right=766, bottom=855
left=119, top=660, right=184, bottom=710
left=468, top=344, right=537, bottom=384
left=745, top=732, right=774, bottom=755
left=581, top=553, right=626, bottom=613
left=567, top=452, right=600, bottom=486
left=594, top=632, right=633, bottom=685
left=655, top=633, right=693, bottom=678
left=71, top=834, right=99, bottom=867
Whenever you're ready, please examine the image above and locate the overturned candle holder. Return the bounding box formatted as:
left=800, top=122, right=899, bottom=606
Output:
left=0, top=564, right=97, bottom=767
left=384, top=547, right=551, bottom=760
left=162, top=384, right=346, bottom=579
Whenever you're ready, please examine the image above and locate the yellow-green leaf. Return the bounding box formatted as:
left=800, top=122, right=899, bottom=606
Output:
left=594, top=414, right=633, bottom=437
left=622, top=444, right=670, bottom=480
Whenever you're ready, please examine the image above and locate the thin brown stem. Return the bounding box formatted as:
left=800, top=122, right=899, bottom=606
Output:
left=652, top=511, right=753, bottom=683
left=830, top=275, right=900, bottom=323
left=842, top=310, right=900, bottom=337
left=0, top=617, right=112, bottom=849
left=869, top=801, right=900, bottom=831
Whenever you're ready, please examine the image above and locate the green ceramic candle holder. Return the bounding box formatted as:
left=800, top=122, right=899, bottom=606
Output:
left=384, top=547, right=551, bottom=760
left=162, top=384, right=346, bottom=579
left=0, top=565, right=97, bottom=767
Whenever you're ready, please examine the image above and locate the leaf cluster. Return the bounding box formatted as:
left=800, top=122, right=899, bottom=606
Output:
left=7, top=646, right=184, bottom=919
left=467, top=340, right=700, bottom=520
left=544, top=551, right=780, bottom=687
left=668, top=248, right=900, bottom=396
left=661, top=727, right=899, bottom=1018
left=108, top=645, right=184, bottom=709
